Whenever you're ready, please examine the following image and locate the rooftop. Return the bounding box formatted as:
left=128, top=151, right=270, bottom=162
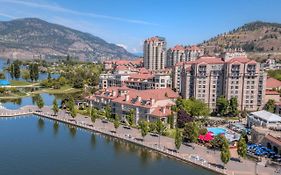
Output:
left=266, top=77, right=281, bottom=89
left=250, top=110, right=281, bottom=122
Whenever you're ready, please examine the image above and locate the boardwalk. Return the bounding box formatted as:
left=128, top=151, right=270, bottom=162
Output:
left=0, top=106, right=279, bottom=175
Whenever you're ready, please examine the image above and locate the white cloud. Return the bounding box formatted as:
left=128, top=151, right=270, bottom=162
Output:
left=0, top=0, right=156, bottom=25
left=117, top=44, right=128, bottom=50
left=0, top=12, right=17, bottom=19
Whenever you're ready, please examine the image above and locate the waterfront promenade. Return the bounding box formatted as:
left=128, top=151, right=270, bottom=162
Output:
left=0, top=106, right=279, bottom=175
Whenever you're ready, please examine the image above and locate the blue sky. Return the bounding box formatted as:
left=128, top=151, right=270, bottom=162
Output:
left=0, top=0, right=281, bottom=53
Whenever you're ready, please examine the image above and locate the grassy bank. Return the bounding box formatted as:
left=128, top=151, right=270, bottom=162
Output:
left=32, top=85, right=82, bottom=94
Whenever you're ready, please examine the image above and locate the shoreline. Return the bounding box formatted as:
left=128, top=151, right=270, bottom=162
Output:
left=0, top=106, right=226, bottom=175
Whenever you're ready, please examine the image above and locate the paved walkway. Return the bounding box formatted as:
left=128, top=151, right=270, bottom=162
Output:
left=0, top=106, right=280, bottom=175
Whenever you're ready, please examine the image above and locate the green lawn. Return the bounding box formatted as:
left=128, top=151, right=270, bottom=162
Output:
left=10, top=80, right=34, bottom=86
left=33, top=85, right=82, bottom=94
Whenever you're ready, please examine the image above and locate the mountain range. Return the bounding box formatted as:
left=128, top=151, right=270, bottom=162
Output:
left=200, top=21, right=281, bottom=61
left=0, top=18, right=281, bottom=62
left=0, top=18, right=135, bottom=61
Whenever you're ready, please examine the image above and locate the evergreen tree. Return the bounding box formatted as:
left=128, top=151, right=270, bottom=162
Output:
left=237, top=137, right=247, bottom=162
left=70, top=107, right=77, bottom=118
left=33, top=64, right=39, bottom=81
left=220, top=141, right=231, bottom=168
left=13, top=62, right=21, bottom=79
left=114, top=116, right=120, bottom=132
left=52, top=99, right=59, bottom=115
left=36, top=94, right=44, bottom=110
left=9, top=63, right=14, bottom=79
left=175, top=128, right=182, bottom=150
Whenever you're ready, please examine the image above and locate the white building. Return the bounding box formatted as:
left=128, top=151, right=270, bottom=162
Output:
left=247, top=110, right=281, bottom=129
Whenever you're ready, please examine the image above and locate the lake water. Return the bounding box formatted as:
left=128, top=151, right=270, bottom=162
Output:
left=1, top=93, right=60, bottom=110
left=0, top=116, right=214, bottom=175
left=0, top=58, right=59, bottom=80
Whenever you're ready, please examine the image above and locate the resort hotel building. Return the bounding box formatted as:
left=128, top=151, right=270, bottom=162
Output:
left=172, top=56, right=267, bottom=111
left=85, top=86, right=178, bottom=124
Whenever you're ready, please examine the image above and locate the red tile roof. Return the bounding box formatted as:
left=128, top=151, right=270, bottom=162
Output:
left=186, top=45, right=202, bottom=51
left=266, top=77, right=281, bottom=89
left=151, top=107, right=172, bottom=117
left=265, top=90, right=280, bottom=95
left=193, top=57, right=224, bottom=64
left=128, top=73, right=154, bottom=80
left=171, top=45, right=185, bottom=51
left=226, top=57, right=256, bottom=64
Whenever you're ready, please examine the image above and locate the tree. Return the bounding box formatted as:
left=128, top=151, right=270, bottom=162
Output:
left=216, top=96, right=229, bottom=116
left=70, top=107, right=77, bottom=118
left=29, top=63, right=39, bottom=82
left=114, top=116, right=120, bottom=132
left=229, top=97, right=238, bottom=116
left=9, top=63, right=14, bottom=79
left=177, top=109, right=193, bottom=128
left=21, top=69, right=30, bottom=81
left=220, top=141, right=231, bottom=168
left=73, top=76, right=84, bottom=88
left=175, top=128, right=182, bottom=150
left=52, top=99, right=59, bottom=116
left=90, top=108, right=98, bottom=123
left=167, top=114, right=174, bottom=129
left=240, top=110, right=247, bottom=118
left=181, top=98, right=210, bottom=118
left=139, top=120, right=149, bottom=140
left=155, top=119, right=165, bottom=148
left=33, top=64, right=39, bottom=81
left=36, top=94, right=44, bottom=110
left=264, top=99, right=275, bottom=113
left=104, top=105, right=112, bottom=119
left=240, top=131, right=248, bottom=143
left=237, top=137, right=247, bottom=162
left=183, top=121, right=199, bottom=143
left=13, top=62, right=21, bottom=79
left=149, top=122, right=156, bottom=133
left=47, top=72, right=52, bottom=81
left=126, top=109, right=135, bottom=126
left=0, top=72, right=5, bottom=79
left=211, top=134, right=227, bottom=149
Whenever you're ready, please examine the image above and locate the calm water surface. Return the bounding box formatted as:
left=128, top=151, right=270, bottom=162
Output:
left=0, top=116, right=215, bottom=175
left=0, top=58, right=59, bottom=80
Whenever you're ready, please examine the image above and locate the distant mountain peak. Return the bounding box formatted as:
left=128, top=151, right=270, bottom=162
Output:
left=0, top=18, right=135, bottom=61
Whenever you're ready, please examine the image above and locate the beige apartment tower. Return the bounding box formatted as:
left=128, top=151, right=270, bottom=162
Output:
left=143, top=36, right=166, bottom=70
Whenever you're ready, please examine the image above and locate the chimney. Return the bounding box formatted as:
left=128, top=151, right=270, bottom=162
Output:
left=161, top=107, right=166, bottom=114
left=150, top=98, right=155, bottom=105
left=137, top=96, right=142, bottom=102
left=125, top=94, right=130, bottom=101
left=112, top=90, right=116, bottom=96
